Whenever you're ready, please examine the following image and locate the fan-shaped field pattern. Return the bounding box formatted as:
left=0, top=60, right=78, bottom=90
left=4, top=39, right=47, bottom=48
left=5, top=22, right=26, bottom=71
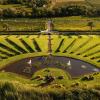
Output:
left=0, top=35, right=100, bottom=67
left=0, top=35, right=48, bottom=58
left=52, top=35, right=100, bottom=67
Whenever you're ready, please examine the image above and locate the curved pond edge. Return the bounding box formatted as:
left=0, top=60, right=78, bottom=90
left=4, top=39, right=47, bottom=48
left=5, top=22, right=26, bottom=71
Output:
left=1, top=55, right=100, bottom=78
left=0, top=53, right=99, bottom=69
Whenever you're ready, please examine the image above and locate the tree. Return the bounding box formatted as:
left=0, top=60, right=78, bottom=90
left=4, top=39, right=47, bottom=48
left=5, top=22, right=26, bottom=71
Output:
left=2, top=23, right=9, bottom=31
left=87, top=21, right=94, bottom=34
left=35, top=0, right=50, bottom=7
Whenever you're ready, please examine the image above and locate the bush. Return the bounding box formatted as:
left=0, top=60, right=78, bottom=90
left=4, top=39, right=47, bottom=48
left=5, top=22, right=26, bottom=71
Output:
left=71, top=82, right=80, bottom=87
left=44, top=75, right=54, bottom=83
left=31, top=75, right=42, bottom=80
left=81, top=75, right=94, bottom=81
left=57, top=76, right=64, bottom=80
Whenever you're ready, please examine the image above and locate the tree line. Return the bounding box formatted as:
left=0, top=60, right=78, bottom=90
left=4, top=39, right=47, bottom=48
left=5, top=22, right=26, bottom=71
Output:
left=0, top=0, right=49, bottom=7
left=0, top=0, right=100, bottom=18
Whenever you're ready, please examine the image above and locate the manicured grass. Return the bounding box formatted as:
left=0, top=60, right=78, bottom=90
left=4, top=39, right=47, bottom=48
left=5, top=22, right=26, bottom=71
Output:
left=0, top=4, right=32, bottom=11
left=0, top=35, right=100, bottom=68
left=0, top=68, right=100, bottom=88
left=0, top=34, right=99, bottom=95
left=0, top=72, right=31, bottom=84
left=0, top=19, right=45, bottom=31
left=52, top=17, right=100, bottom=31
left=52, top=35, right=100, bottom=67
left=32, top=68, right=70, bottom=85
left=0, top=16, right=100, bottom=31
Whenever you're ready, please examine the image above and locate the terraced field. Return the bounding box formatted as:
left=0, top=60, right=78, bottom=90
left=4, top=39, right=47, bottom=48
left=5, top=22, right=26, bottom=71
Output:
left=0, top=35, right=100, bottom=69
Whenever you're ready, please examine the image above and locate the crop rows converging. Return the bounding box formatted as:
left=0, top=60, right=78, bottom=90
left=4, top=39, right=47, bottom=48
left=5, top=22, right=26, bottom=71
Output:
left=52, top=35, right=100, bottom=67
left=0, top=35, right=100, bottom=67
left=0, top=35, right=48, bottom=60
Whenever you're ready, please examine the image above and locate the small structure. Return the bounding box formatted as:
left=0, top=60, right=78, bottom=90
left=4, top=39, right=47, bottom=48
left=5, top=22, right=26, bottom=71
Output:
left=40, top=20, right=54, bottom=55
left=40, top=20, right=54, bottom=33
left=45, top=20, right=54, bottom=32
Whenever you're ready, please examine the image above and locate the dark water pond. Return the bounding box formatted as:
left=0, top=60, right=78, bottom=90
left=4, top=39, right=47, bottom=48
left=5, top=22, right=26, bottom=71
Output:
left=1, top=56, right=100, bottom=78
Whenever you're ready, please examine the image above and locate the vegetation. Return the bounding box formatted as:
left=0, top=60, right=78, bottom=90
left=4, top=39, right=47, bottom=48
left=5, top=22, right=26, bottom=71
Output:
left=0, top=80, right=100, bottom=100
left=0, top=0, right=99, bottom=18
left=0, top=16, right=100, bottom=31
left=0, top=69, right=100, bottom=99
left=0, top=35, right=99, bottom=68
left=0, top=1, right=99, bottom=99
left=0, top=33, right=100, bottom=99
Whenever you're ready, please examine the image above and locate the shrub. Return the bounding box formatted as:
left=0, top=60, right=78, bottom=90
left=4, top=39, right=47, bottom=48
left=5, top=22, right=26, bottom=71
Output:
left=81, top=75, right=94, bottom=81
left=71, top=82, right=80, bottom=87
left=44, top=75, right=54, bottom=83
left=44, top=69, right=50, bottom=72
left=31, top=75, right=42, bottom=80
left=57, top=76, right=64, bottom=80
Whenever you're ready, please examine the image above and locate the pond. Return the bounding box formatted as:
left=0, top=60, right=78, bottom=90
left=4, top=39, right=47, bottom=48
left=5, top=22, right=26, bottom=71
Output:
left=0, top=56, right=100, bottom=78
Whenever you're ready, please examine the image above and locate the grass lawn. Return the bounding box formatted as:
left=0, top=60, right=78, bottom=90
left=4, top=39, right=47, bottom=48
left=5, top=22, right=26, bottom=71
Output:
left=0, top=68, right=100, bottom=88
left=0, top=16, right=100, bottom=31
left=0, top=4, right=32, bottom=11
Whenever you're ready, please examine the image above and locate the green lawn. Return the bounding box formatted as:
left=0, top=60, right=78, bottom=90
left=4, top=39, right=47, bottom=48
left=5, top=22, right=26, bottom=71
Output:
left=0, top=72, right=31, bottom=84
left=0, top=4, right=32, bottom=11
left=0, top=68, right=100, bottom=88
left=0, top=71, right=100, bottom=100
left=0, top=16, right=100, bottom=31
